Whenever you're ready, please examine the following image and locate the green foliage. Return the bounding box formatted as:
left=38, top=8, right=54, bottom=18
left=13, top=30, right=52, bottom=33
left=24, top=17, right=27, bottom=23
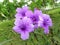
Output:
left=0, top=0, right=27, bottom=20
left=0, top=8, right=60, bottom=45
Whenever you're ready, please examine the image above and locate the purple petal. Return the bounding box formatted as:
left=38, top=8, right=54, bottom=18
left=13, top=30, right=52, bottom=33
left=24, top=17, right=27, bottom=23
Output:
left=14, top=18, right=22, bottom=26
left=38, top=16, right=43, bottom=27
left=22, top=17, right=32, bottom=24
left=14, top=17, right=32, bottom=27
left=34, top=9, right=42, bottom=16
left=15, top=13, right=22, bottom=19
left=42, top=14, right=50, bottom=19
left=16, top=8, right=22, bottom=13
left=48, top=19, right=52, bottom=26
left=34, top=24, right=38, bottom=29
left=13, top=26, right=22, bottom=34
left=44, top=26, right=49, bottom=34
left=22, top=6, right=29, bottom=12
left=26, top=10, right=33, bottom=17
left=26, top=24, right=34, bottom=32
left=42, top=14, right=52, bottom=27
left=21, top=32, right=29, bottom=40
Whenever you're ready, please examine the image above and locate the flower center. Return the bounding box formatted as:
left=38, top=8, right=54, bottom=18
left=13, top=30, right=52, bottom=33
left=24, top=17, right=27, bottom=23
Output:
left=33, top=22, right=38, bottom=25
left=22, top=12, right=25, bottom=16
left=20, top=25, right=26, bottom=31
left=21, top=27, right=26, bottom=30
left=43, top=22, right=47, bottom=26
left=31, top=16, right=38, bottom=21
left=43, top=19, right=49, bottom=26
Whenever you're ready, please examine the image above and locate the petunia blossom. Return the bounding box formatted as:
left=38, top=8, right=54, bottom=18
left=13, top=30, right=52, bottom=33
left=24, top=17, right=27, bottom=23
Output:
left=15, top=6, right=29, bottom=19
left=26, top=10, right=43, bottom=29
left=13, top=17, right=34, bottom=40
left=41, top=14, right=52, bottom=34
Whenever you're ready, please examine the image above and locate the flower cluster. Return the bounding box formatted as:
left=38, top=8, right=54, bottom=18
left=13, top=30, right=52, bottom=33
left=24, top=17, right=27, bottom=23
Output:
left=13, top=6, right=52, bottom=40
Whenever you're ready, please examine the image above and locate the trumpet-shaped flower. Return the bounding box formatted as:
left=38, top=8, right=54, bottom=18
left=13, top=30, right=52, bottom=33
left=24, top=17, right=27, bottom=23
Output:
left=42, top=14, right=52, bottom=34
left=26, top=10, right=43, bottom=29
left=15, top=6, right=29, bottom=19
left=13, top=17, right=34, bottom=40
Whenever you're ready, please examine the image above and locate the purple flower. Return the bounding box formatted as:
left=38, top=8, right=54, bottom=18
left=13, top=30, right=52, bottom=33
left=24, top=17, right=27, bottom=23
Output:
left=13, top=17, right=34, bottom=40
left=13, top=6, right=53, bottom=40
left=15, top=6, right=29, bottom=19
left=41, top=14, right=52, bottom=34
left=26, top=10, right=43, bottom=29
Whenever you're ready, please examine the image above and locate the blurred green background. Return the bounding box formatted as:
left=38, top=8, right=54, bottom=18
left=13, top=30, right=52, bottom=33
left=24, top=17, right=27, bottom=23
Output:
left=0, top=0, right=60, bottom=45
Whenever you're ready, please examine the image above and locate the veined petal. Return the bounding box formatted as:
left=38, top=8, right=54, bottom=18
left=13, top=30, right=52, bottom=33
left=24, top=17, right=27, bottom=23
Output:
left=38, top=16, right=43, bottom=27
left=14, top=18, right=22, bottom=26
left=27, top=24, right=34, bottom=32
left=15, top=13, right=22, bottom=19
left=13, top=26, right=22, bottom=34
left=22, top=6, right=29, bottom=12
left=42, top=14, right=50, bottom=19
left=26, top=10, right=33, bottom=17
left=22, top=17, right=32, bottom=24
left=34, top=9, right=42, bottom=16
left=21, top=32, right=29, bottom=40
left=44, top=26, right=49, bottom=34
left=48, top=18, right=52, bottom=27
left=42, top=14, right=52, bottom=27
left=16, top=8, right=22, bottom=13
